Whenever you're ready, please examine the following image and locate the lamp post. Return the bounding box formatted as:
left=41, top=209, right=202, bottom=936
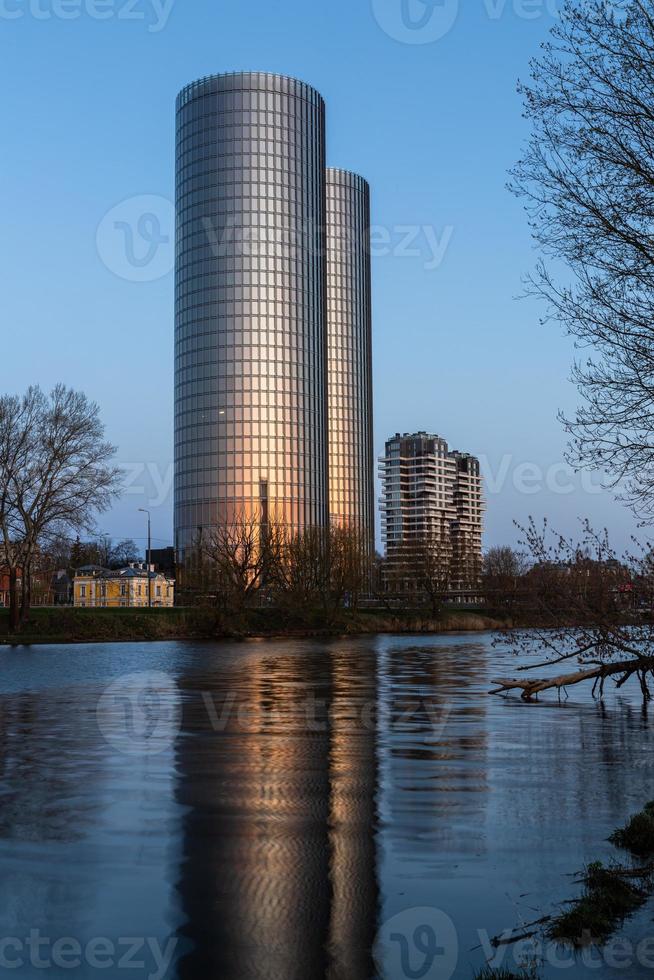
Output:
left=138, top=508, right=152, bottom=608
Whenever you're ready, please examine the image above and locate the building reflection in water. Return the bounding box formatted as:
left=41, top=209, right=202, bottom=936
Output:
left=327, top=646, right=379, bottom=979
left=375, top=638, right=490, bottom=951
left=0, top=689, right=102, bottom=844
left=3, top=638, right=654, bottom=979
left=174, top=642, right=379, bottom=980
left=377, top=640, right=489, bottom=854
left=0, top=678, right=181, bottom=961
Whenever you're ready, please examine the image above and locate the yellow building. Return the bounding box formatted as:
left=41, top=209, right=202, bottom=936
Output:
left=74, top=563, right=175, bottom=608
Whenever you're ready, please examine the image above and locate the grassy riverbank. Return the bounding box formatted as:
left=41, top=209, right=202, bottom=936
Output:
left=0, top=605, right=512, bottom=644
left=475, top=801, right=654, bottom=978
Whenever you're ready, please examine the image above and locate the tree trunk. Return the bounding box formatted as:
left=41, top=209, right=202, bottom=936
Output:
left=19, top=563, right=31, bottom=628
left=490, top=656, right=654, bottom=699
left=8, top=567, right=19, bottom=633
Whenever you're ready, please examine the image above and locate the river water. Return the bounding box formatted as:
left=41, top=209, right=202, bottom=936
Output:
left=0, top=634, right=653, bottom=979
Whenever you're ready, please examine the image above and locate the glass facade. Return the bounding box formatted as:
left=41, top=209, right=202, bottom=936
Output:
left=326, top=170, right=374, bottom=550
left=175, top=72, right=329, bottom=555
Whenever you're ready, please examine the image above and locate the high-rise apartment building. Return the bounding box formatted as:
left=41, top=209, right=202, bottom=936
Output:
left=380, top=432, right=484, bottom=590
left=450, top=451, right=484, bottom=584
left=174, top=72, right=373, bottom=557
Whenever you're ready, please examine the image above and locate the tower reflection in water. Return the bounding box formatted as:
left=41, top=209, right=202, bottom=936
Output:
left=174, top=642, right=379, bottom=980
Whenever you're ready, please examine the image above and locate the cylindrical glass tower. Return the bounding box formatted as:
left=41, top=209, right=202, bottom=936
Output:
left=326, top=169, right=374, bottom=551
left=175, top=72, right=329, bottom=556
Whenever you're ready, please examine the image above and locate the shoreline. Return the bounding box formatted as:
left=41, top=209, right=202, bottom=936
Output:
left=0, top=607, right=511, bottom=646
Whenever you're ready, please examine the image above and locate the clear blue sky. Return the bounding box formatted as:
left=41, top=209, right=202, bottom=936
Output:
left=0, top=0, right=641, bottom=554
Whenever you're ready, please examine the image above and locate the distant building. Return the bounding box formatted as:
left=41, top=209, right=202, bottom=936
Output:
left=73, top=564, right=175, bottom=608
left=51, top=569, right=73, bottom=606
left=149, top=546, right=176, bottom=578
left=0, top=568, right=20, bottom=608
left=450, top=451, right=485, bottom=586
left=1, top=553, right=62, bottom=607
left=379, top=431, right=484, bottom=592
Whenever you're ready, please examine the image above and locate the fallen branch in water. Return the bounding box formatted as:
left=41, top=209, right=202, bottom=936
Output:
left=490, top=656, right=654, bottom=700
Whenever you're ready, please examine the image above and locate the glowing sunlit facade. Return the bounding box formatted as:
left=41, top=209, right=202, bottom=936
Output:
left=175, top=72, right=329, bottom=555
left=326, top=169, right=374, bottom=550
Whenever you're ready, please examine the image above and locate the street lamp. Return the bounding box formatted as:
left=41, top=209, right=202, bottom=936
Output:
left=138, top=508, right=152, bottom=609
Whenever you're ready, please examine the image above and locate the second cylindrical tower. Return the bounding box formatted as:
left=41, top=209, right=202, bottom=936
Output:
left=325, top=168, right=374, bottom=550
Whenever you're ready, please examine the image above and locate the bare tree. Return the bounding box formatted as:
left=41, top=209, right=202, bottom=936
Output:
left=272, top=525, right=329, bottom=611
left=490, top=520, right=654, bottom=699
left=482, top=545, right=529, bottom=608
left=327, top=523, right=370, bottom=612
left=510, top=0, right=654, bottom=520
left=0, top=391, right=41, bottom=629
left=204, top=515, right=275, bottom=614
left=67, top=535, right=111, bottom=570
left=177, top=528, right=215, bottom=605
left=0, top=385, right=122, bottom=629
left=383, top=532, right=457, bottom=616
left=109, top=538, right=141, bottom=568
left=205, top=519, right=370, bottom=620
left=96, top=536, right=114, bottom=567
left=414, top=531, right=459, bottom=617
